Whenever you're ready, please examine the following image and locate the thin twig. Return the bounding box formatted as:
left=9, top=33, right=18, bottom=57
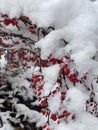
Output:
left=0, top=31, right=36, bottom=44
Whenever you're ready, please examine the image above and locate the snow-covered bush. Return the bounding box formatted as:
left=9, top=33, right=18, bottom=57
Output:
left=0, top=0, right=98, bottom=130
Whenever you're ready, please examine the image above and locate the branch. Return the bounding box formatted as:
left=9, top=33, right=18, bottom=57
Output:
left=0, top=31, right=36, bottom=44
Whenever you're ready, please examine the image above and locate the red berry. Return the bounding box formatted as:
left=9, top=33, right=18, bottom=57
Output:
left=50, top=58, right=57, bottom=64
left=72, top=114, right=76, bottom=120
left=34, top=77, right=41, bottom=83
left=29, top=25, right=35, bottom=30
left=4, top=19, right=11, bottom=25
left=50, top=114, right=57, bottom=121
left=63, top=64, right=68, bottom=68
left=46, top=128, right=50, bottom=130
left=64, top=55, right=70, bottom=59
left=69, top=73, right=77, bottom=82
left=52, top=90, right=57, bottom=94
left=32, top=75, right=39, bottom=79
left=30, top=30, right=36, bottom=34
left=1, top=14, right=7, bottom=18
left=38, top=85, right=43, bottom=91
left=61, top=91, right=66, bottom=100
left=58, top=59, right=64, bottom=63
left=56, top=79, right=61, bottom=83
left=61, top=64, right=68, bottom=71
left=61, top=95, right=65, bottom=100
left=22, top=39, right=26, bottom=43
left=29, top=25, right=36, bottom=34
left=41, top=125, right=47, bottom=129
left=24, top=16, right=29, bottom=21
left=57, top=120, right=60, bottom=124
left=83, top=75, right=87, bottom=80
left=38, top=98, right=41, bottom=102
left=11, top=18, right=18, bottom=26
left=75, top=78, right=80, bottom=83
left=63, top=110, right=70, bottom=117
left=58, top=115, right=64, bottom=119
left=38, top=92, right=41, bottom=96
left=41, top=100, right=48, bottom=108
left=87, top=87, right=91, bottom=91
left=41, top=110, right=46, bottom=115
left=64, top=68, right=70, bottom=76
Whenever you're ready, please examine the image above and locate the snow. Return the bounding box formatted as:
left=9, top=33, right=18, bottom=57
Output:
left=48, top=92, right=61, bottom=113
left=42, top=64, right=60, bottom=96
left=0, top=124, right=13, bottom=130
left=42, top=64, right=60, bottom=84
left=15, top=103, right=47, bottom=127
left=15, top=103, right=40, bottom=122
left=0, top=0, right=98, bottom=130
left=7, top=66, right=35, bottom=100
left=0, top=112, right=14, bottom=130
left=55, top=112, right=98, bottom=130
left=0, top=53, right=7, bottom=69
left=64, top=87, right=89, bottom=113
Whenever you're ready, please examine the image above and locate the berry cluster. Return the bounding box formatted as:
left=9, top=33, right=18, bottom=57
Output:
left=4, top=18, right=18, bottom=26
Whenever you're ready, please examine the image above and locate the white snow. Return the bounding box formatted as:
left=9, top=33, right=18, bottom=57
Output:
left=55, top=112, right=98, bottom=130
left=64, top=87, right=88, bottom=113
left=48, top=92, right=61, bottom=113
left=0, top=53, right=7, bottom=69
left=0, top=0, right=98, bottom=130
left=42, top=64, right=60, bottom=83
left=0, top=112, right=14, bottom=130
left=42, top=64, right=60, bottom=96
left=15, top=103, right=47, bottom=127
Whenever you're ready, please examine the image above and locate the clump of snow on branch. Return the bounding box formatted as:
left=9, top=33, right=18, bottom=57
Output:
left=42, top=64, right=60, bottom=96
left=15, top=104, right=47, bottom=126
left=48, top=92, right=61, bottom=113
left=0, top=112, right=14, bottom=130
left=64, top=87, right=89, bottom=113
left=6, top=66, right=35, bottom=100
left=0, top=52, right=7, bottom=69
